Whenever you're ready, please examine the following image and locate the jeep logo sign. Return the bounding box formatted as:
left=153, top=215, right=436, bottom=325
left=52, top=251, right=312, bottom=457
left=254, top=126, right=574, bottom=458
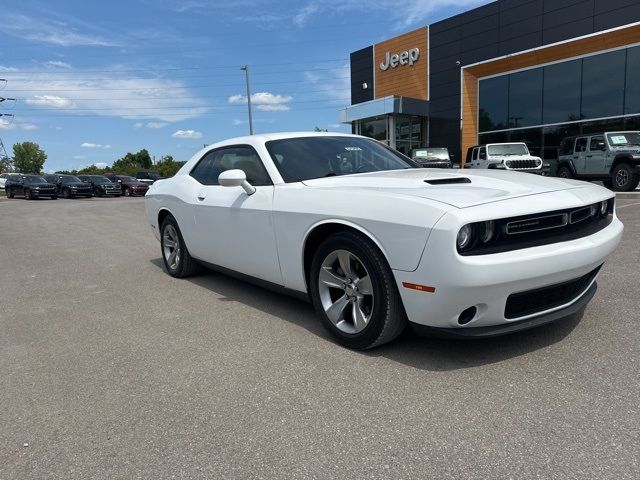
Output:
left=379, top=48, right=420, bottom=71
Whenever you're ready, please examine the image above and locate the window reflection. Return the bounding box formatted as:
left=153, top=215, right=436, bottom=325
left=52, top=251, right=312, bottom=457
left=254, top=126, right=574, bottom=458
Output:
left=581, top=49, right=625, bottom=119
left=543, top=60, right=581, bottom=124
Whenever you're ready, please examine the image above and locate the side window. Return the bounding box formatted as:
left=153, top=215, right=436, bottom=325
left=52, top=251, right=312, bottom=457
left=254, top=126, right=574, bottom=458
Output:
left=472, top=148, right=478, bottom=161
left=479, top=147, right=487, bottom=160
left=190, top=146, right=272, bottom=186
left=575, top=137, right=588, bottom=153
left=589, top=136, right=605, bottom=151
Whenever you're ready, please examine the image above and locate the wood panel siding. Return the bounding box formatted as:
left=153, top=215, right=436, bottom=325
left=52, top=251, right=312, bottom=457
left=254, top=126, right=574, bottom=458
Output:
left=460, top=23, right=640, bottom=164
left=374, top=27, right=428, bottom=100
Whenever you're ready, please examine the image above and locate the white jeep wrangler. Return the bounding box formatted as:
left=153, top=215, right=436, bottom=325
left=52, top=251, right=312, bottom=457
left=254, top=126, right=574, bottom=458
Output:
left=465, top=142, right=543, bottom=174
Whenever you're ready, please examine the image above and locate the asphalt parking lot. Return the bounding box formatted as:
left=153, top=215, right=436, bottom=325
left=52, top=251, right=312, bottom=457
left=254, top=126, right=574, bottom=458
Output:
left=0, top=195, right=639, bottom=479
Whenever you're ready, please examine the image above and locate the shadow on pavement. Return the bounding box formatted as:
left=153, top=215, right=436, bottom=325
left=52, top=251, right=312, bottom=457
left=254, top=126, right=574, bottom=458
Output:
left=149, top=257, right=583, bottom=371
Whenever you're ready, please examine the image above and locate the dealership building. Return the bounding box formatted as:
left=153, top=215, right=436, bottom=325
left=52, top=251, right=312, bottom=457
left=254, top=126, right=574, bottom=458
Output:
left=341, top=0, right=640, bottom=165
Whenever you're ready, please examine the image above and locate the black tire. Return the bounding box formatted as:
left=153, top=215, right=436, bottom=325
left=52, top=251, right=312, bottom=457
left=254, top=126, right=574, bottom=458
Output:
left=124, top=188, right=131, bottom=197
left=309, top=231, right=406, bottom=349
left=25, top=189, right=32, bottom=200
left=85, top=194, right=92, bottom=198
left=602, top=178, right=614, bottom=190
left=94, top=189, right=101, bottom=197
left=63, top=188, right=71, bottom=199
left=557, top=166, right=573, bottom=179
left=612, top=163, right=640, bottom=192
left=160, top=215, right=199, bottom=278
left=7, top=188, right=14, bottom=198
left=51, top=195, right=58, bottom=200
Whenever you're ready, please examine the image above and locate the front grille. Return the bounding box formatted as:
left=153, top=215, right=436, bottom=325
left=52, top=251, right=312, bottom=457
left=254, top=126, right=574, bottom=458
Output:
left=506, top=159, right=540, bottom=169
left=504, top=265, right=601, bottom=319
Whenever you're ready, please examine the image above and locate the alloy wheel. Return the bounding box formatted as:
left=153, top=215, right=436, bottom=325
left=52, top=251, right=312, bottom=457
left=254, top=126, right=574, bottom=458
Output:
left=615, top=168, right=629, bottom=187
left=317, top=249, right=374, bottom=334
left=162, top=224, right=181, bottom=271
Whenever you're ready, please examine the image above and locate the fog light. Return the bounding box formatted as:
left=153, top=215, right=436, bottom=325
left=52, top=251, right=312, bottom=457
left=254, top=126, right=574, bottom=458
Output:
left=457, top=225, right=473, bottom=250
left=600, top=200, right=608, bottom=216
left=458, top=306, right=477, bottom=325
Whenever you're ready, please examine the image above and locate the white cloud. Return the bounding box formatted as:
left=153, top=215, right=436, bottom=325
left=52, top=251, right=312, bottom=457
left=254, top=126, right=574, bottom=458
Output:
left=228, top=92, right=293, bottom=112
left=46, top=61, right=71, bottom=69
left=25, top=95, right=75, bottom=108
left=2, top=69, right=208, bottom=122
left=0, top=13, right=119, bottom=47
left=146, top=121, right=168, bottom=129
left=20, top=123, right=38, bottom=130
left=171, top=129, right=202, bottom=139
left=304, top=64, right=351, bottom=104
left=94, top=162, right=108, bottom=168
left=72, top=155, right=85, bottom=159
left=134, top=122, right=144, bottom=128
left=0, top=65, right=18, bottom=72
left=0, top=118, right=15, bottom=130
left=81, top=142, right=111, bottom=149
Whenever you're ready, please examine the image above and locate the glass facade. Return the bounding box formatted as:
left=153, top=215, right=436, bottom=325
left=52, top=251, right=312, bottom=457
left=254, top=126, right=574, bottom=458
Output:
left=394, top=116, right=424, bottom=156
left=478, top=45, right=640, bottom=170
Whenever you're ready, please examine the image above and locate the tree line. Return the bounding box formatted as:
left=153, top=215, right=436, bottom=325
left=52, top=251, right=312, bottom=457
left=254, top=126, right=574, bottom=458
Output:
left=1, top=141, right=185, bottom=178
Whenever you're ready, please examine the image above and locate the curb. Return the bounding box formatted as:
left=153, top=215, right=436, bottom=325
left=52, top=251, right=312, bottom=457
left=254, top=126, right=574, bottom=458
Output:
left=615, top=191, right=640, bottom=199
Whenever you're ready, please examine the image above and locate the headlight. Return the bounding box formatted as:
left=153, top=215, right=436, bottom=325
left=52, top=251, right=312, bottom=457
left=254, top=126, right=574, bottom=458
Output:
left=590, top=204, right=599, bottom=217
left=600, top=200, right=608, bottom=216
left=505, top=160, right=512, bottom=168
left=479, top=220, right=496, bottom=243
left=456, top=225, right=474, bottom=251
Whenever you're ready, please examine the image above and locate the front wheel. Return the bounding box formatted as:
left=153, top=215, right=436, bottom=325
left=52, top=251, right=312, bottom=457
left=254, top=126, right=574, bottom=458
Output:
left=7, top=188, right=14, bottom=198
left=309, top=231, right=406, bottom=349
left=124, top=188, right=131, bottom=197
left=557, top=166, right=573, bottom=179
left=51, top=195, right=58, bottom=200
left=25, top=189, right=32, bottom=200
left=62, top=188, right=71, bottom=199
left=612, top=163, right=640, bottom=192
left=160, top=216, right=199, bottom=278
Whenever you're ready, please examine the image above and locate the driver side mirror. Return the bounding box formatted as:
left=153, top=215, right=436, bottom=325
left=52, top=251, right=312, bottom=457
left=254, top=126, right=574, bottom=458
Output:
left=218, top=169, right=256, bottom=196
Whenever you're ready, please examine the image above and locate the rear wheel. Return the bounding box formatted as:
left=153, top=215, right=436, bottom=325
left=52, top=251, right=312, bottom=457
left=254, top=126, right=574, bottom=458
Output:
left=557, top=166, right=573, bottom=179
left=25, top=189, right=32, bottom=200
left=309, top=231, right=406, bottom=349
left=63, top=188, right=71, bottom=199
left=612, top=163, right=640, bottom=192
left=160, top=216, right=199, bottom=278
left=7, top=188, right=14, bottom=198
left=124, top=188, right=131, bottom=197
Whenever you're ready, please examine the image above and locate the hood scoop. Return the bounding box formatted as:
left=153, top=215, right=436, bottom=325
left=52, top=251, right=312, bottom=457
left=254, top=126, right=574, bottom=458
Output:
left=424, top=177, right=471, bottom=185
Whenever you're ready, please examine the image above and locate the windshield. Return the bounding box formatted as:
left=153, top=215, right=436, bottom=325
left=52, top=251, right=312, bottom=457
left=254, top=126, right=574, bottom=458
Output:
left=118, top=176, right=137, bottom=182
left=414, top=148, right=449, bottom=160
left=90, top=176, right=112, bottom=184
left=487, top=144, right=529, bottom=156
left=266, top=136, right=415, bottom=182
left=606, top=132, right=640, bottom=146
left=24, top=175, right=47, bottom=184
left=62, top=176, right=83, bottom=184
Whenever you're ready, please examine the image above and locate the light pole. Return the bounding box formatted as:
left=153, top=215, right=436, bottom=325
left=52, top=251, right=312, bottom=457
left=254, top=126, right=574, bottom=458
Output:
left=240, top=65, right=254, bottom=135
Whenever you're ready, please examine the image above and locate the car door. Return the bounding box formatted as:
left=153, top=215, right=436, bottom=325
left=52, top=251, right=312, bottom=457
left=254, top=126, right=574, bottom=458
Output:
left=574, top=137, right=588, bottom=174
left=478, top=146, right=487, bottom=168
left=586, top=136, right=606, bottom=175
left=189, top=145, right=282, bottom=285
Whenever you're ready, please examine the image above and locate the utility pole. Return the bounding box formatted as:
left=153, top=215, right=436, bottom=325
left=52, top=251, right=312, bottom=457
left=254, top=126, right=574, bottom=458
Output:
left=240, top=65, right=254, bottom=135
left=0, top=84, right=14, bottom=170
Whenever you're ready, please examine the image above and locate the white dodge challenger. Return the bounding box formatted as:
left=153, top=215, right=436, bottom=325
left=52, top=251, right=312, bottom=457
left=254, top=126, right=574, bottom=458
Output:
left=145, top=132, right=623, bottom=349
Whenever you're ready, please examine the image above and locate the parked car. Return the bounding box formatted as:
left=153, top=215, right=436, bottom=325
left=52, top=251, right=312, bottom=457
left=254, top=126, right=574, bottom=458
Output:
left=77, top=175, right=122, bottom=197
left=103, top=174, right=149, bottom=196
left=145, top=132, right=622, bottom=350
left=43, top=174, right=93, bottom=198
left=136, top=171, right=165, bottom=185
left=5, top=174, right=57, bottom=199
left=411, top=148, right=452, bottom=168
left=557, top=131, right=640, bottom=191
left=465, top=143, right=544, bottom=174
left=0, top=172, right=21, bottom=189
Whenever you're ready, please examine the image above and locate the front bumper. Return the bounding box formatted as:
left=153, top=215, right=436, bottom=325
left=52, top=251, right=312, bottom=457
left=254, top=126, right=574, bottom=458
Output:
left=394, top=193, right=623, bottom=333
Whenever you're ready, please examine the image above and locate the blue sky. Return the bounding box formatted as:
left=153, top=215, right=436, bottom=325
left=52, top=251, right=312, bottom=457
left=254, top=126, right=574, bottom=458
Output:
left=0, top=0, right=489, bottom=172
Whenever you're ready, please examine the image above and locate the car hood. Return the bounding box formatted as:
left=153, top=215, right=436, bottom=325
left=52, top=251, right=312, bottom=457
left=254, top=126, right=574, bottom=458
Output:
left=300, top=169, right=587, bottom=208
left=28, top=183, right=55, bottom=188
